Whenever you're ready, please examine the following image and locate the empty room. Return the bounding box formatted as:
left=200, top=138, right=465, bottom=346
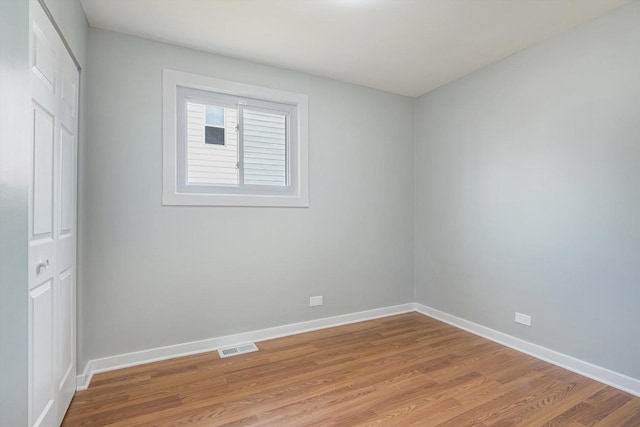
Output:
left=2, top=0, right=640, bottom=425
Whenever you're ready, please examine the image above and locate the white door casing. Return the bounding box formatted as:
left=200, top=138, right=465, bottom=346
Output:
left=28, top=1, right=79, bottom=426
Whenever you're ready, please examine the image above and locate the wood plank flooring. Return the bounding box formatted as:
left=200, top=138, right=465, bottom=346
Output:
left=62, top=313, right=640, bottom=426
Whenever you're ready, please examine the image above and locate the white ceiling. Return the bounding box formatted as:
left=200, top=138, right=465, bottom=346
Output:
left=80, top=0, right=632, bottom=97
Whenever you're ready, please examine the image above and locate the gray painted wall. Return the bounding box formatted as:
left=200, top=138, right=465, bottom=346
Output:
left=414, top=2, right=640, bottom=379
left=0, top=1, right=30, bottom=424
left=81, top=29, right=415, bottom=368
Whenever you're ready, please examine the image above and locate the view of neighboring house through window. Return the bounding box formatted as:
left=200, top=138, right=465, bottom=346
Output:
left=186, top=102, right=238, bottom=185
left=163, top=69, right=308, bottom=207
left=242, top=108, right=286, bottom=186
left=184, top=97, right=288, bottom=188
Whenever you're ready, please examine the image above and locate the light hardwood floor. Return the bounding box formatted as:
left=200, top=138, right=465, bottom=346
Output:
left=62, top=313, right=640, bottom=426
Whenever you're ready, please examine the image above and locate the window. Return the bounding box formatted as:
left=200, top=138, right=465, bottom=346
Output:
left=204, top=106, right=225, bottom=145
left=163, top=69, right=309, bottom=207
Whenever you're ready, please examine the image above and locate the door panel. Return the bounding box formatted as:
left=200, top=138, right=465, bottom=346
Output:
left=57, top=270, right=72, bottom=382
left=56, top=269, right=75, bottom=410
left=29, top=281, right=55, bottom=427
left=59, top=126, right=74, bottom=235
left=32, top=26, right=56, bottom=91
left=32, top=105, right=55, bottom=237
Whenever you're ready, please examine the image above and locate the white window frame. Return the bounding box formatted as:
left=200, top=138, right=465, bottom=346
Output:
left=162, top=69, right=309, bottom=207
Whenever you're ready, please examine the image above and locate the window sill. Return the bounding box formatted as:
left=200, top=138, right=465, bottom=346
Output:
left=162, top=191, right=309, bottom=207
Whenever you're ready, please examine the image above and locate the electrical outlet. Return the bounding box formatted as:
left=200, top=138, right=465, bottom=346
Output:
left=309, top=296, right=323, bottom=307
left=515, top=312, right=531, bottom=326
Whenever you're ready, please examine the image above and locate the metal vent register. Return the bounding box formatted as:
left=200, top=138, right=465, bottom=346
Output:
left=218, top=343, right=259, bottom=358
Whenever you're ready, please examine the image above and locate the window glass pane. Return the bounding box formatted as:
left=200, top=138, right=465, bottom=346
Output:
left=205, top=126, right=225, bottom=145
left=205, top=105, right=225, bottom=127
left=242, top=109, right=287, bottom=187
left=186, top=101, right=238, bottom=185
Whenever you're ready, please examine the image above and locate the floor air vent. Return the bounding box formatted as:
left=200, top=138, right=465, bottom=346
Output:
left=218, top=343, right=259, bottom=358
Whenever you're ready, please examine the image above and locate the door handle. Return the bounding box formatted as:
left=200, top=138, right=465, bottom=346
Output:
left=37, top=260, right=50, bottom=274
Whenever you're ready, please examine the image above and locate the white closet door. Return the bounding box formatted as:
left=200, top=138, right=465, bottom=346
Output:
left=28, top=1, right=79, bottom=426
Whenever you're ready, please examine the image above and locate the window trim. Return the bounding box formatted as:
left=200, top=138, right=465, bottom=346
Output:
left=162, top=69, right=309, bottom=207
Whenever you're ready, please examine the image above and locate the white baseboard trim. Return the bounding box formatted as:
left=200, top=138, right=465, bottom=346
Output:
left=76, top=303, right=415, bottom=390
left=415, top=303, right=640, bottom=397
